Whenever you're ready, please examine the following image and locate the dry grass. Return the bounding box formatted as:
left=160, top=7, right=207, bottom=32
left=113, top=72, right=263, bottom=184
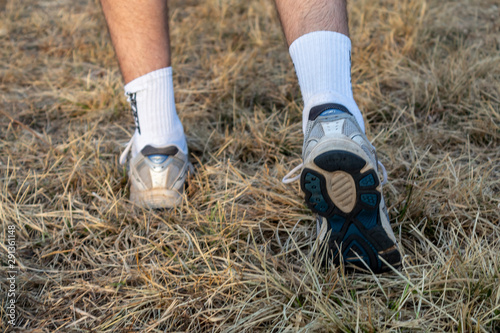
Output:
left=1, top=0, right=499, bottom=331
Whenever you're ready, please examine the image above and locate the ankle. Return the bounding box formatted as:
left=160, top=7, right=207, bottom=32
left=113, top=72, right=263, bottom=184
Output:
left=289, top=31, right=366, bottom=134
left=124, top=67, right=188, bottom=157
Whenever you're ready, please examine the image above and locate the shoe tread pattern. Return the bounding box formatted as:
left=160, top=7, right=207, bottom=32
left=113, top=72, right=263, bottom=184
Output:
left=301, top=150, right=400, bottom=273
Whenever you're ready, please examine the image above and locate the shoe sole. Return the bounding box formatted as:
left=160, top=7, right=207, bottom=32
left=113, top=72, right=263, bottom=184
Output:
left=130, top=186, right=182, bottom=209
left=128, top=161, right=191, bottom=209
left=301, top=139, right=401, bottom=273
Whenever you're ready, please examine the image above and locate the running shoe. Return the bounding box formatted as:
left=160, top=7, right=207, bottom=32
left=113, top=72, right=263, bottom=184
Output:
left=283, top=103, right=401, bottom=273
left=120, top=136, right=191, bottom=209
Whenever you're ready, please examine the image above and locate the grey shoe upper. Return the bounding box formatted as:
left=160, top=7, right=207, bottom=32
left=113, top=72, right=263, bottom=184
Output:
left=303, top=104, right=379, bottom=169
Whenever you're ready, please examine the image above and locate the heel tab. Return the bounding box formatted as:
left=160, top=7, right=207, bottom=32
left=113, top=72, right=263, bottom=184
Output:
left=309, top=103, right=352, bottom=121
left=141, top=145, right=179, bottom=156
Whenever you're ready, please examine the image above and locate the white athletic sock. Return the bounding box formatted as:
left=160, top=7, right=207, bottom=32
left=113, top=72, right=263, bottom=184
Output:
left=289, top=31, right=365, bottom=133
left=124, top=67, right=187, bottom=157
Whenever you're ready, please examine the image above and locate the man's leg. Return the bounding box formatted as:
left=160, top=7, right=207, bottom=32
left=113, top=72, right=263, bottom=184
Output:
left=275, top=0, right=363, bottom=133
left=275, top=0, right=349, bottom=45
left=101, top=0, right=190, bottom=208
left=277, top=0, right=401, bottom=272
left=100, top=0, right=172, bottom=83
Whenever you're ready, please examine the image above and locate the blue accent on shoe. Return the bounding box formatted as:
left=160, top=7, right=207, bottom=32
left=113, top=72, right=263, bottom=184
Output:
left=147, top=154, right=168, bottom=164
left=359, top=174, right=375, bottom=187
left=360, top=194, right=378, bottom=207
left=344, top=223, right=359, bottom=239
left=304, top=173, right=328, bottom=212
left=343, top=224, right=370, bottom=266
left=319, top=109, right=347, bottom=117
left=328, top=215, right=345, bottom=233
left=343, top=224, right=382, bottom=269
left=343, top=240, right=370, bottom=265
left=356, top=209, right=378, bottom=229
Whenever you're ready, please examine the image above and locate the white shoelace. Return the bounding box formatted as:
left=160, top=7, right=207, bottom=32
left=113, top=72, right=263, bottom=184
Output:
left=282, top=163, right=303, bottom=184
left=378, top=160, right=388, bottom=186
left=119, top=133, right=136, bottom=165
left=282, top=160, right=388, bottom=186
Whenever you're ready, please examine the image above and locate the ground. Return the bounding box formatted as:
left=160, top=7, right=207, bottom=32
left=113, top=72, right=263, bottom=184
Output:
left=0, top=0, right=499, bottom=331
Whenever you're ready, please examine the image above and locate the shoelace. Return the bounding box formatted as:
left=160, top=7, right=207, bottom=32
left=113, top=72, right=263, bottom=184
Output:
left=119, top=133, right=136, bottom=165
left=282, top=160, right=388, bottom=186
left=282, top=163, right=303, bottom=184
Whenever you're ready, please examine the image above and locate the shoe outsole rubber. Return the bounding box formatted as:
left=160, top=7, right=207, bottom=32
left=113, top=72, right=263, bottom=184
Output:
left=128, top=161, right=192, bottom=210
left=129, top=186, right=182, bottom=209
left=301, top=149, right=401, bottom=273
